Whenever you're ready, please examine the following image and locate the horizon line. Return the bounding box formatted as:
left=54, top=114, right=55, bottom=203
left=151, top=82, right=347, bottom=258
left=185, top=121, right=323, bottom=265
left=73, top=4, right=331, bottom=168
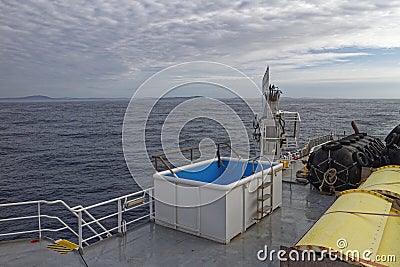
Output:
left=1, top=95, right=400, bottom=102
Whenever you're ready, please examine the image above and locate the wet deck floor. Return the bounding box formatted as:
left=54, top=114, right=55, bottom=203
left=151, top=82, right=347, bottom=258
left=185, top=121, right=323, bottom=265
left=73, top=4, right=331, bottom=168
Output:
left=0, top=183, right=335, bottom=267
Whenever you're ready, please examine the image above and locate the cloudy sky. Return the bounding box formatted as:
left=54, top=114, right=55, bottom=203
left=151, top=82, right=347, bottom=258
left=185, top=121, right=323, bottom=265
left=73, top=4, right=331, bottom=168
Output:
left=1, top=0, right=400, bottom=98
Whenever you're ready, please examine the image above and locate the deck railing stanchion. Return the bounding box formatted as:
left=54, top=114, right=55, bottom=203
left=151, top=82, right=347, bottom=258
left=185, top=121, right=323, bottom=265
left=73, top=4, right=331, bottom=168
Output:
left=123, top=197, right=127, bottom=233
left=117, top=199, right=122, bottom=233
left=149, top=188, right=154, bottom=221
left=37, top=202, right=41, bottom=240
left=78, top=211, right=83, bottom=249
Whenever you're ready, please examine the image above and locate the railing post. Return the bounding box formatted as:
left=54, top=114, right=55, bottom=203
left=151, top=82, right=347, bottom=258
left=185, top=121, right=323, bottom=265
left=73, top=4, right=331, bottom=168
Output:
left=154, top=157, right=158, bottom=171
left=37, top=202, right=41, bottom=240
left=242, top=184, right=246, bottom=233
left=78, top=211, right=83, bottom=249
left=122, top=198, right=127, bottom=233
left=117, top=199, right=122, bottom=233
left=149, top=189, right=154, bottom=221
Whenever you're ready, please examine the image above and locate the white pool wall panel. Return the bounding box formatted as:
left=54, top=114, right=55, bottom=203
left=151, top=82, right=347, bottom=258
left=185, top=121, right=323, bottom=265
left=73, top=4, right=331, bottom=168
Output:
left=153, top=157, right=283, bottom=243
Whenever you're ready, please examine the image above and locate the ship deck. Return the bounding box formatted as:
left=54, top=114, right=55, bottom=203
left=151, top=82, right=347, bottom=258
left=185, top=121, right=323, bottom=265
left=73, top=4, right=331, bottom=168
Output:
left=0, top=183, right=335, bottom=267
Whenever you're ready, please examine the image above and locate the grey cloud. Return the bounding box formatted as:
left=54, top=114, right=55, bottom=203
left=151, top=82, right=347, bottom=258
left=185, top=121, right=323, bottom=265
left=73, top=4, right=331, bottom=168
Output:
left=1, top=0, right=400, bottom=97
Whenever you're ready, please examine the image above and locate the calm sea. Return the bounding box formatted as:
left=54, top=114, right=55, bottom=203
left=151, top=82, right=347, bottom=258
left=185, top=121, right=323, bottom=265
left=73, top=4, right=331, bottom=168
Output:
left=0, top=98, right=398, bottom=240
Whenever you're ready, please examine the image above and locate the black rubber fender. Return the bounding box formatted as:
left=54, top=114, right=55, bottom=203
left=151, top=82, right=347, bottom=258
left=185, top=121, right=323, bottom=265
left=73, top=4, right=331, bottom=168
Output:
left=362, top=148, right=374, bottom=163
left=353, top=151, right=370, bottom=167
left=385, top=125, right=400, bottom=142
left=339, top=139, right=351, bottom=145
left=386, top=133, right=399, bottom=148
left=322, top=141, right=342, bottom=151
left=307, top=152, right=315, bottom=169
left=370, top=142, right=382, bottom=156
left=375, top=139, right=386, bottom=150
left=366, top=144, right=379, bottom=159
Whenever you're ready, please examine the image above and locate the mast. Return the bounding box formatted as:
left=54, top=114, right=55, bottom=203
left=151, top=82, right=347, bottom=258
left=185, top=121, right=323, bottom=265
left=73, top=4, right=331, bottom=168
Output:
left=259, top=67, right=281, bottom=160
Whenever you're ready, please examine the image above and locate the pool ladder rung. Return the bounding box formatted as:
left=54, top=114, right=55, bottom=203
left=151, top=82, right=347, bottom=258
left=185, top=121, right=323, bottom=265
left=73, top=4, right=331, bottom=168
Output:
left=256, top=178, right=273, bottom=220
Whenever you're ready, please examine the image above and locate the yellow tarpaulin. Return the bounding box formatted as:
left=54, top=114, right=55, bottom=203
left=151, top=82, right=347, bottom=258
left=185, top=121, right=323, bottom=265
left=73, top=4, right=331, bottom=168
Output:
left=359, top=166, right=400, bottom=199
left=294, top=165, right=400, bottom=267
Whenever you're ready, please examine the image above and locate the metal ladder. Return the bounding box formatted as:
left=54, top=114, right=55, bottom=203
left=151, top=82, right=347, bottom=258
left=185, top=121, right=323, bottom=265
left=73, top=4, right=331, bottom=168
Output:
left=256, top=167, right=274, bottom=220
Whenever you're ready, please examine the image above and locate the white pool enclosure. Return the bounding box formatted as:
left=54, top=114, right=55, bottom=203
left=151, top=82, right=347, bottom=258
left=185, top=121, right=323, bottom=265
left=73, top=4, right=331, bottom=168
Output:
left=153, top=156, right=283, bottom=244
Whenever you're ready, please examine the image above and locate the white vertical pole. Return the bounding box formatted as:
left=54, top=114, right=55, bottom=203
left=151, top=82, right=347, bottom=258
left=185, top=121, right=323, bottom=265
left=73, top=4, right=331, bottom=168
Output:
left=197, top=187, right=201, bottom=235
left=149, top=189, right=154, bottom=221
left=78, top=211, right=83, bottom=249
left=174, top=183, right=178, bottom=230
left=117, top=199, right=122, bottom=233
left=37, top=202, right=41, bottom=240
left=242, top=184, right=246, bottom=233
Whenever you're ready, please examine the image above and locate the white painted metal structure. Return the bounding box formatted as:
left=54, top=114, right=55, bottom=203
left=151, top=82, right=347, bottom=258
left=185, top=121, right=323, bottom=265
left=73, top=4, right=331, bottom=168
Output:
left=259, top=66, right=279, bottom=160
left=153, top=157, right=283, bottom=244
left=0, top=188, right=154, bottom=249
left=259, top=67, right=301, bottom=159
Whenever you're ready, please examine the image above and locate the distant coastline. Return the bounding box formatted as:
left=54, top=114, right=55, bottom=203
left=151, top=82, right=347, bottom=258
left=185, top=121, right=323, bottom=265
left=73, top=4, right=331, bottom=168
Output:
left=0, top=95, right=398, bottom=102
left=0, top=95, right=130, bottom=102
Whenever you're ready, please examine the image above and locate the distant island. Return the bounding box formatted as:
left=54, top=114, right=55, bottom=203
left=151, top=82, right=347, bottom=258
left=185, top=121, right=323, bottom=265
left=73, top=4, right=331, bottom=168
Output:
left=0, top=95, right=249, bottom=102
left=0, top=95, right=318, bottom=102
left=0, top=95, right=129, bottom=102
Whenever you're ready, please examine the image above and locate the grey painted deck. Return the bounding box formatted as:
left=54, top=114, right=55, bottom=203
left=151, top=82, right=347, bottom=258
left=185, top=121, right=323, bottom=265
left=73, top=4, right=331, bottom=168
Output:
left=0, top=183, right=335, bottom=267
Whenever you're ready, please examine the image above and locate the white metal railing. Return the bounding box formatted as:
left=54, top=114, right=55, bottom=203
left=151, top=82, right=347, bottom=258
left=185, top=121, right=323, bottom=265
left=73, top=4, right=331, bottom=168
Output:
left=303, top=134, right=334, bottom=155
left=0, top=187, right=154, bottom=249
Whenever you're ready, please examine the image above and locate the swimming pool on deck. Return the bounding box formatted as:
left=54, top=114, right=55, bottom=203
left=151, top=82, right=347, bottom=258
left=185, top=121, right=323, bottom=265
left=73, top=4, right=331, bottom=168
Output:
left=165, top=159, right=269, bottom=185
left=153, top=157, right=283, bottom=244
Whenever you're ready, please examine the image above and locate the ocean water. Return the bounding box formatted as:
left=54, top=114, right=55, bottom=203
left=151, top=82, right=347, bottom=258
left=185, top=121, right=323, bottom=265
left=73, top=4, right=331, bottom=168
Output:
left=0, top=98, right=399, bottom=241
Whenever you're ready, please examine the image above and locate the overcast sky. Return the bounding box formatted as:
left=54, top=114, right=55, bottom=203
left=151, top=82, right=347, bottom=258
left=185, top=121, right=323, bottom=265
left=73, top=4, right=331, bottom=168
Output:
left=1, top=0, right=400, bottom=98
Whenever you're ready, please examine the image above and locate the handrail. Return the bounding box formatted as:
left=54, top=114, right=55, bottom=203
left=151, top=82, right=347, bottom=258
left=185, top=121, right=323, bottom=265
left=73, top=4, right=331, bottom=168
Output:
left=295, top=133, right=334, bottom=157
left=248, top=155, right=274, bottom=193
left=71, top=206, right=108, bottom=240
left=153, top=142, right=242, bottom=172
left=224, top=143, right=242, bottom=159
left=0, top=187, right=155, bottom=249
left=0, top=199, right=74, bottom=210
left=159, top=156, right=178, bottom=177
left=74, top=188, right=150, bottom=212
